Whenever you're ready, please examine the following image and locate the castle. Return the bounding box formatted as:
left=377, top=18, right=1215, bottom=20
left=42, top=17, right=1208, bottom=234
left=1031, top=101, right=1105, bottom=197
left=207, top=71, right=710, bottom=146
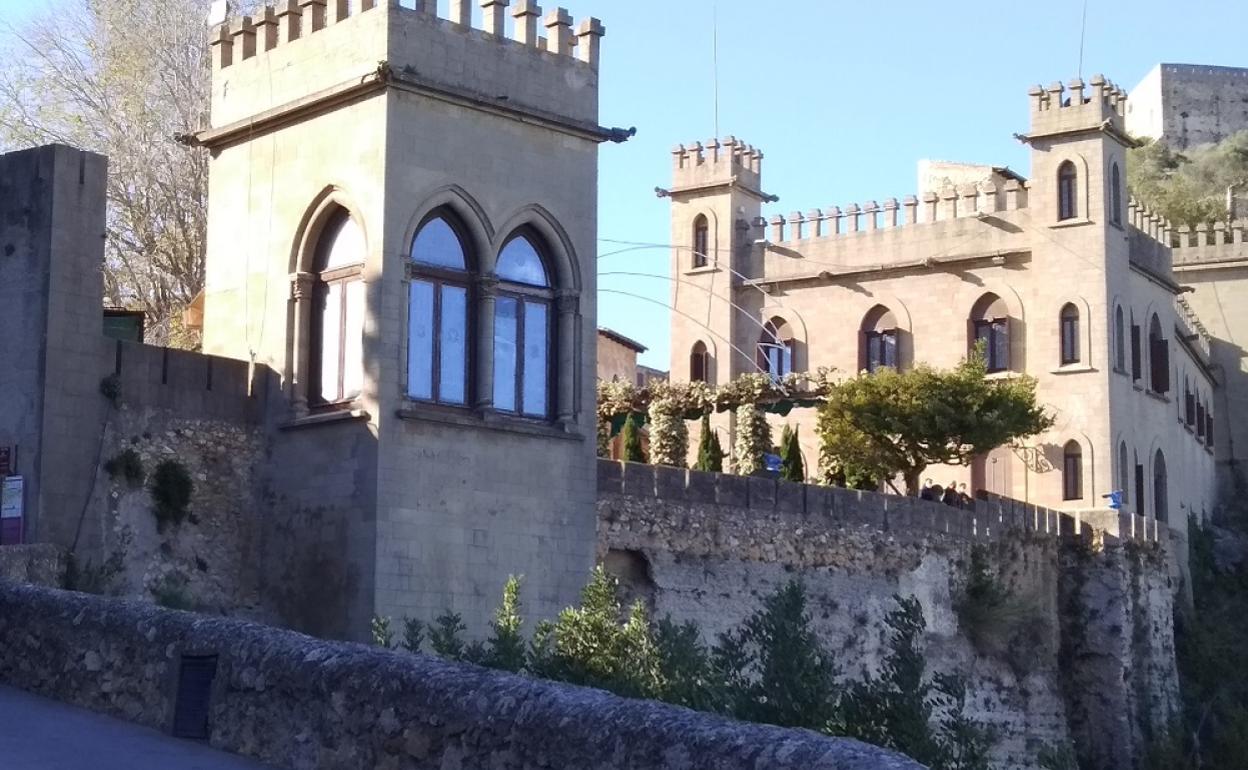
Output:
left=667, top=75, right=1248, bottom=559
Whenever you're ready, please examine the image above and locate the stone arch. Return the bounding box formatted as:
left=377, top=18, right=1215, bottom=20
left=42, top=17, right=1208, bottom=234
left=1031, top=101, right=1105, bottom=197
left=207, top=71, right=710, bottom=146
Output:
left=401, top=184, right=494, bottom=269
left=1054, top=153, right=1091, bottom=221
left=1057, top=295, right=1093, bottom=366
left=290, top=185, right=370, bottom=274
left=758, top=305, right=808, bottom=373
left=492, top=204, right=582, bottom=293
left=686, top=207, right=721, bottom=269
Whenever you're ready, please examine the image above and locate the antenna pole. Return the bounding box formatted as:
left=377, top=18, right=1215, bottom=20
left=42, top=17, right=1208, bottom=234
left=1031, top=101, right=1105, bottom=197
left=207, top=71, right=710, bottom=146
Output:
left=1077, top=0, right=1089, bottom=80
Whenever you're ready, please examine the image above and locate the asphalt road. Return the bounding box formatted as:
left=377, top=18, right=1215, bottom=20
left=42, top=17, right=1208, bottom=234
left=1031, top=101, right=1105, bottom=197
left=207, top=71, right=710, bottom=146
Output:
left=0, top=685, right=278, bottom=770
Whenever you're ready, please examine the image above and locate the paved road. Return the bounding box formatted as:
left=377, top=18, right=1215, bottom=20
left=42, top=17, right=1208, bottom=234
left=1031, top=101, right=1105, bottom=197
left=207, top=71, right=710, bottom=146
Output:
left=0, top=685, right=279, bottom=769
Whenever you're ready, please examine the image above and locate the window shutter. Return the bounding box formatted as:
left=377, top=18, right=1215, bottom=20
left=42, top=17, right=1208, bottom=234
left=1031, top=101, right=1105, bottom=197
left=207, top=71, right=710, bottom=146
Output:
left=1151, top=337, right=1169, bottom=392
left=1131, top=325, right=1142, bottom=380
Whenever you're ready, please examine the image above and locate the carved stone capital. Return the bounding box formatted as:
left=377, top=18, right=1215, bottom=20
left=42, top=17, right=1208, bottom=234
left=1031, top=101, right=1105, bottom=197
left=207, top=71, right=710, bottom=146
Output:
left=290, top=271, right=315, bottom=300
left=476, top=274, right=501, bottom=296
left=555, top=290, right=579, bottom=314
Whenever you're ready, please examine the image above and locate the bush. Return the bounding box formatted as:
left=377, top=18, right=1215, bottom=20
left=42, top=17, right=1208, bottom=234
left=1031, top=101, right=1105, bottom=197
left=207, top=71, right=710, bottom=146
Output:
left=371, top=615, right=396, bottom=649
left=62, top=549, right=125, bottom=595
left=103, top=448, right=145, bottom=487
left=151, top=573, right=194, bottom=610
left=648, top=400, right=688, bottom=467
left=733, top=403, right=771, bottom=475
left=149, top=459, right=193, bottom=531
left=779, top=424, right=805, bottom=482
left=955, top=546, right=1049, bottom=675
left=620, top=414, right=645, bottom=463
left=694, top=414, right=725, bottom=473
left=98, top=373, right=121, bottom=405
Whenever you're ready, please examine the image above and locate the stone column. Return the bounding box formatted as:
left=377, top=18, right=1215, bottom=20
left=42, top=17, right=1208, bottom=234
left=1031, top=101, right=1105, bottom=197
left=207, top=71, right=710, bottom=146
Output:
left=575, top=17, right=605, bottom=68
left=210, top=24, right=234, bottom=70
left=230, top=16, right=257, bottom=61
left=512, top=0, right=542, bottom=45
left=255, top=6, right=279, bottom=51
left=475, top=275, right=499, bottom=412
left=276, top=0, right=303, bottom=44
left=298, top=0, right=327, bottom=33
left=290, top=272, right=316, bottom=417
left=481, top=0, right=509, bottom=36
left=544, top=7, right=572, bottom=55
left=556, top=290, right=578, bottom=426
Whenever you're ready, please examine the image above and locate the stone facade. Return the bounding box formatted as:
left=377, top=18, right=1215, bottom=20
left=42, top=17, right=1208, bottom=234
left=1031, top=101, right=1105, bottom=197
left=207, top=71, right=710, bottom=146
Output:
left=668, top=77, right=1222, bottom=562
left=0, top=579, right=925, bottom=770
left=597, top=460, right=1178, bottom=770
left=1127, top=63, right=1248, bottom=149
left=597, top=327, right=647, bottom=384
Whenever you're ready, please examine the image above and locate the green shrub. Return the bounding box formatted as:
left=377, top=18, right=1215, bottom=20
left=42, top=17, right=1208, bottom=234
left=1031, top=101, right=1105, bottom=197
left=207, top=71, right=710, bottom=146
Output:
left=98, top=373, right=121, bottom=405
left=402, top=617, right=425, bottom=653
left=371, top=615, right=396, bottom=649
left=149, top=459, right=193, bottom=531
left=779, top=424, right=805, bottom=482
left=151, top=573, right=194, bottom=610
left=62, top=550, right=125, bottom=595
left=621, top=414, right=645, bottom=463
left=103, top=448, right=145, bottom=487
left=694, top=414, right=725, bottom=473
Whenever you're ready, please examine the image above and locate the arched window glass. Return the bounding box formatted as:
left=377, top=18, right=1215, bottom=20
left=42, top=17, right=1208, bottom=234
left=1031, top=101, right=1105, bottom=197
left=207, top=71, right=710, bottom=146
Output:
left=497, top=235, right=550, bottom=286
left=861, top=305, right=899, bottom=373
left=1197, top=395, right=1207, bottom=440
left=494, top=233, right=553, bottom=418
left=1063, top=441, right=1083, bottom=501
left=1114, top=306, right=1126, bottom=372
left=1130, top=313, right=1142, bottom=381
left=311, top=211, right=365, bottom=406
left=757, top=318, right=795, bottom=379
left=1110, top=163, right=1122, bottom=226
left=1060, top=303, right=1080, bottom=365
left=1185, top=378, right=1195, bottom=425
left=690, top=341, right=709, bottom=383
left=1148, top=314, right=1169, bottom=394
left=408, top=215, right=471, bottom=405
left=970, top=293, right=1010, bottom=373
left=1153, top=449, right=1168, bottom=523
left=1118, top=441, right=1129, bottom=503
left=692, top=215, right=709, bottom=269
left=1058, top=160, right=1078, bottom=221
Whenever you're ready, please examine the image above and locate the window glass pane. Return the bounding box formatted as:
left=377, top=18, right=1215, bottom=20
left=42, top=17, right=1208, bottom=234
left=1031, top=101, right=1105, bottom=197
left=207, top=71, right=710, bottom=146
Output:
left=324, top=216, right=365, bottom=270
left=342, top=279, right=365, bottom=400
left=412, top=218, right=467, bottom=270
left=494, top=297, right=519, bottom=412
left=781, top=344, right=793, bottom=376
left=439, top=285, right=468, bottom=404
left=992, top=321, right=1009, bottom=370
left=522, top=302, right=549, bottom=416
left=497, top=236, right=549, bottom=286
left=320, top=283, right=343, bottom=400
left=407, top=280, right=435, bottom=400
left=883, top=331, right=897, bottom=368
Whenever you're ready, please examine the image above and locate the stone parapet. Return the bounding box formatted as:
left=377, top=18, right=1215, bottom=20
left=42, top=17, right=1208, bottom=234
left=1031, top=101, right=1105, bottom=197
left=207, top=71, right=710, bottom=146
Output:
left=0, top=580, right=924, bottom=770
left=0, top=545, right=63, bottom=587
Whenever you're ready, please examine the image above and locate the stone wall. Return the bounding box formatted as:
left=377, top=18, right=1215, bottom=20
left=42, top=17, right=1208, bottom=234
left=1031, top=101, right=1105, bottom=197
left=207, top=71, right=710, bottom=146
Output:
left=0, top=544, right=63, bottom=587
left=0, top=579, right=925, bottom=770
left=596, top=460, right=1178, bottom=770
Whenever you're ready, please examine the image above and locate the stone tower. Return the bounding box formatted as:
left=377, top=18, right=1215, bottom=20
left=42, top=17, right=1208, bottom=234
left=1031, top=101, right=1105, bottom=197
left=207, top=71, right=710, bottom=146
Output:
left=196, top=0, right=613, bottom=640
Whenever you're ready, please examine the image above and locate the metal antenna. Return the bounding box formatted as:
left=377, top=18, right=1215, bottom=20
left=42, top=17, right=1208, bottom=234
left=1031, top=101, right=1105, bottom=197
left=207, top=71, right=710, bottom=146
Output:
left=1077, top=0, right=1089, bottom=80
left=712, top=1, right=720, bottom=137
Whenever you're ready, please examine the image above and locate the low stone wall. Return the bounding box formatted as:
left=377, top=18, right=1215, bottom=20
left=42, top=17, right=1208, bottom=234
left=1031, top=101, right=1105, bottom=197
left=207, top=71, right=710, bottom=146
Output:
left=0, top=580, right=925, bottom=770
left=0, top=544, right=63, bottom=587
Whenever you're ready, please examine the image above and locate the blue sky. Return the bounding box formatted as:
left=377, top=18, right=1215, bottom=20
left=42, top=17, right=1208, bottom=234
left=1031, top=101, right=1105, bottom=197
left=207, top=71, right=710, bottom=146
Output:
left=2, top=0, right=1245, bottom=368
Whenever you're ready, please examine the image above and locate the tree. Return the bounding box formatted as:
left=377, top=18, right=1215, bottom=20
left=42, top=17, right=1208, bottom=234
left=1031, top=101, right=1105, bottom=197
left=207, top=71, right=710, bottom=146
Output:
left=817, top=351, right=1052, bottom=496
left=1128, top=132, right=1248, bottom=230
left=0, top=0, right=260, bottom=347
left=694, top=414, right=725, bottom=473
left=779, top=424, right=805, bottom=482
left=485, top=575, right=526, bottom=672
left=620, top=414, right=645, bottom=463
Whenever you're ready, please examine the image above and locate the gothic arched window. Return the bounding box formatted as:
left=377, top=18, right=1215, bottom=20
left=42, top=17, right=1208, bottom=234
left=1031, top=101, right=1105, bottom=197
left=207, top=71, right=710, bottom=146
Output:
left=1110, top=163, right=1123, bottom=226
left=408, top=214, right=472, bottom=405
left=1118, top=441, right=1129, bottom=504
left=1149, top=313, right=1169, bottom=394
left=1060, top=303, right=1080, bottom=365
left=1114, top=305, right=1126, bottom=372
left=310, top=211, right=365, bottom=406
left=494, top=232, right=553, bottom=418
left=1058, top=160, right=1078, bottom=221
left=692, top=215, right=709, bottom=269
left=690, top=340, right=710, bottom=383
left=970, top=293, right=1011, bottom=373
left=757, top=318, right=795, bottom=379
left=1153, top=449, right=1168, bottom=523
left=1063, top=440, right=1083, bottom=501
left=861, top=305, right=899, bottom=373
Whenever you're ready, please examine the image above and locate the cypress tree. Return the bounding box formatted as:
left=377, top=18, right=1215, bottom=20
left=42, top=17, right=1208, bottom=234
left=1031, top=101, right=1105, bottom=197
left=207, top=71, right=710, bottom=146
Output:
left=780, top=424, right=805, bottom=482
left=695, top=414, right=725, bottom=473
left=621, top=414, right=645, bottom=463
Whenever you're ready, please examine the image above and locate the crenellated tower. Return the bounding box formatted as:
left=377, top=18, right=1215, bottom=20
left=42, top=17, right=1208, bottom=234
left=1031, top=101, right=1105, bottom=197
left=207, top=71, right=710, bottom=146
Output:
left=195, top=0, right=616, bottom=641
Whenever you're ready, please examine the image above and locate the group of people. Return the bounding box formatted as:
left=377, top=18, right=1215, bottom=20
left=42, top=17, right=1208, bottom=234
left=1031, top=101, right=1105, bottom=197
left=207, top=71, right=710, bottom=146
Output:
left=919, top=479, right=973, bottom=509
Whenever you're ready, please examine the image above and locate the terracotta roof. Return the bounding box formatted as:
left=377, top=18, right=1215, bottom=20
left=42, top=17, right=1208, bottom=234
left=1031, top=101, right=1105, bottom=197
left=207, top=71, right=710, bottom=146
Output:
left=597, top=327, right=648, bottom=353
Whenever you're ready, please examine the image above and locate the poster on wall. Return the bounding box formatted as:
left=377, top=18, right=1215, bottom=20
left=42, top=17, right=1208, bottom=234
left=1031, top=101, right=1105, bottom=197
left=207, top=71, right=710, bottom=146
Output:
left=0, top=475, right=24, bottom=545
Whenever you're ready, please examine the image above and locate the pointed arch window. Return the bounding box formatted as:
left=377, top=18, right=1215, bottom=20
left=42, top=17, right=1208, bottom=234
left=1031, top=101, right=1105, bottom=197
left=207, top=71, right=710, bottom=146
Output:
left=1114, top=305, right=1126, bottom=372
left=1110, top=163, right=1123, bottom=226
left=1148, top=314, right=1169, bottom=394
left=1185, top=379, right=1195, bottom=425
left=690, top=340, right=710, bottom=383
left=861, top=305, right=899, bottom=373
left=310, top=211, right=366, bottom=406
left=1153, top=449, right=1168, bottom=523
left=1060, top=303, right=1080, bottom=365
left=409, top=215, right=472, bottom=405
left=494, top=232, right=553, bottom=418
left=692, top=215, right=709, bottom=269
left=1058, top=160, right=1078, bottom=221
left=970, top=293, right=1010, bottom=373
left=1118, top=441, right=1129, bottom=504
left=1062, top=440, right=1083, bottom=501
left=758, top=318, right=795, bottom=379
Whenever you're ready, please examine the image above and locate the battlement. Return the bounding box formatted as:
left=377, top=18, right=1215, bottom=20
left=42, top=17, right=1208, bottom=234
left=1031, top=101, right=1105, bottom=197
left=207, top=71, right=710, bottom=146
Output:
left=209, top=0, right=603, bottom=130
left=1126, top=196, right=1174, bottom=280
left=1029, top=74, right=1128, bottom=139
left=670, top=136, right=764, bottom=193
left=765, top=179, right=1029, bottom=245
left=1171, top=219, right=1248, bottom=266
